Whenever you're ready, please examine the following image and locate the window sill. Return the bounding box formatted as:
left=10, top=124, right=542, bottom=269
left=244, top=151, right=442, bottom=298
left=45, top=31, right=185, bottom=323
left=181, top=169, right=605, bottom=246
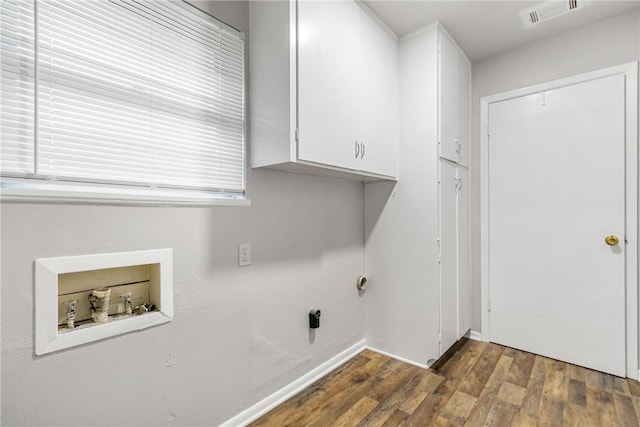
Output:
left=0, top=182, right=251, bottom=207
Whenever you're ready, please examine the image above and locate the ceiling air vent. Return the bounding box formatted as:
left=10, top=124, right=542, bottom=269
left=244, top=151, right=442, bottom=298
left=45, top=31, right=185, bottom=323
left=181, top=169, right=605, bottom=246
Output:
left=520, top=0, right=590, bottom=27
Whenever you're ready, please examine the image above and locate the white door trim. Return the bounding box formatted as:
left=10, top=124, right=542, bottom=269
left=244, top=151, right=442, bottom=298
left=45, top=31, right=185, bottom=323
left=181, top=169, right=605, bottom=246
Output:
left=480, top=62, right=638, bottom=379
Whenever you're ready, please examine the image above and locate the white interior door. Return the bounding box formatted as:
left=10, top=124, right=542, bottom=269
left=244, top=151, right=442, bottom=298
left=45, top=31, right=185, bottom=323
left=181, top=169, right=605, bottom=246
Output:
left=488, top=74, right=626, bottom=376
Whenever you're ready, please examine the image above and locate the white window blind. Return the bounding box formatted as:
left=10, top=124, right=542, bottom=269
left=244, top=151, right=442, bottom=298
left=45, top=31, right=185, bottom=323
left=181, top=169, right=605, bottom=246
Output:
left=1, top=0, right=35, bottom=174
left=1, top=0, right=246, bottom=199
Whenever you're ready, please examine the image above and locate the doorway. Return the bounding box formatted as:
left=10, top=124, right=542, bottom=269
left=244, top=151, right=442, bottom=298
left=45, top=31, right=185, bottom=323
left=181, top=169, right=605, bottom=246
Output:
left=480, top=63, right=638, bottom=378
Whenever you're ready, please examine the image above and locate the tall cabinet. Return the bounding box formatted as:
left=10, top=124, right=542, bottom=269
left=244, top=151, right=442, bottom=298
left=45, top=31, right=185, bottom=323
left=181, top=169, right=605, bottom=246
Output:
left=439, top=30, right=471, bottom=353
left=364, top=23, right=471, bottom=364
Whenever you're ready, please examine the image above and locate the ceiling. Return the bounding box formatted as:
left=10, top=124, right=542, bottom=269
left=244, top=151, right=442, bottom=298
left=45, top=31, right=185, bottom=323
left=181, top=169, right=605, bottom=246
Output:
left=363, top=0, right=640, bottom=61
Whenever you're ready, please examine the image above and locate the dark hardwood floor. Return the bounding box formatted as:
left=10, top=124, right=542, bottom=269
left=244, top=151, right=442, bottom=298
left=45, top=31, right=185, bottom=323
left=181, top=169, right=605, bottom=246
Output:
left=250, top=339, right=640, bottom=426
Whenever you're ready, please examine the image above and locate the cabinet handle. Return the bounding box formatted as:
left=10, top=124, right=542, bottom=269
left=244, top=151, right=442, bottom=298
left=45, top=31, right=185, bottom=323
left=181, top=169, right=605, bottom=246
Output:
left=458, top=177, right=463, bottom=192
left=355, top=140, right=360, bottom=159
left=360, top=142, right=366, bottom=159
left=455, top=139, right=461, bottom=155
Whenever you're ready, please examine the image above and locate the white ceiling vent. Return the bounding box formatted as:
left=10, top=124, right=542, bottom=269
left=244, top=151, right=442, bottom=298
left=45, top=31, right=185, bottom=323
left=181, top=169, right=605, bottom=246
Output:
left=521, top=0, right=590, bottom=27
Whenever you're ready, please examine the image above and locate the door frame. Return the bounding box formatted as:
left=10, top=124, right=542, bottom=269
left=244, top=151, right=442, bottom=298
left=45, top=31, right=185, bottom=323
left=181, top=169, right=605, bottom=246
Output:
left=480, top=62, right=639, bottom=379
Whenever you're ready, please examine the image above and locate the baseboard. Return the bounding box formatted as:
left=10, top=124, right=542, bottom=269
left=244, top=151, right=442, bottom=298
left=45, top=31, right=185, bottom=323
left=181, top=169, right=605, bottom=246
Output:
left=365, top=346, right=430, bottom=370
left=467, top=330, right=482, bottom=342
left=220, top=339, right=366, bottom=427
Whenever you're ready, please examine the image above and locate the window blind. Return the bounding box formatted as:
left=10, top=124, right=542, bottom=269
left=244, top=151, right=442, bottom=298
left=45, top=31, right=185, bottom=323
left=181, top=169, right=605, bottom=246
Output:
left=1, top=0, right=245, bottom=196
left=1, top=0, right=35, bottom=175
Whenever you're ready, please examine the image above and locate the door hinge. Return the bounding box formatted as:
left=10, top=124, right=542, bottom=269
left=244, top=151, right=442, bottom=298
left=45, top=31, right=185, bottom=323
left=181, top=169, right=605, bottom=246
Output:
left=487, top=298, right=491, bottom=312
left=295, top=129, right=300, bottom=142
left=438, top=333, right=442, bottom=344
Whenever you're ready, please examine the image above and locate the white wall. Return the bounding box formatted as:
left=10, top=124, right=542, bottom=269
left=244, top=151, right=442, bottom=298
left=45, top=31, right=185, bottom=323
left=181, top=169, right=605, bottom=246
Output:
left=470, top=10, right=640, bottom=331
left=0, top=2, right=366, bottom=425
left=364, top=27, right=441, bottom=365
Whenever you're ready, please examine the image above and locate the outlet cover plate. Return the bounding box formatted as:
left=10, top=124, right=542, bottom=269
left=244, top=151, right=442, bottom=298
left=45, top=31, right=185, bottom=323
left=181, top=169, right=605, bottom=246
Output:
left=238, top=243, right=250, bottom=267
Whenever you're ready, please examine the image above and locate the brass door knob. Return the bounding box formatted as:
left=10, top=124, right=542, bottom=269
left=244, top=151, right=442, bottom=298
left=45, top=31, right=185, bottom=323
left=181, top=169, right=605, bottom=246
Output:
left=605, top=235, right=619, bottom=246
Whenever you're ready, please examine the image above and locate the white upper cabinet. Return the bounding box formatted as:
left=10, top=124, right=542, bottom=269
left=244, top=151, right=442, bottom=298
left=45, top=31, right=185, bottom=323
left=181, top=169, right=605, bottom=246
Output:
left=439, top=33, right=459, bottom=164
left=439, top=31, right=470, bottom=168
left=457, top=51, right=471, bottom=168
left=297, top=0, right=361, bottom=171
left=250, top=1, right=398, bottom=181
left=358, top=8, right=399, bottom=177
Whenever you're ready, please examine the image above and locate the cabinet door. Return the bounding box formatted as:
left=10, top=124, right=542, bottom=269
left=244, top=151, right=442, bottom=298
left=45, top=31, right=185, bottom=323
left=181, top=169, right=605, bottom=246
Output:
left=457, top=167, right=471, bottom=338
left=357, top=8, right=398, bottom=178
left=297, top=0, right=360, bottom=170
left=439, top=32, right=459, bottom=163
left=457, top=54, right=470, bottom=168
left=440, top=160, right=458, bottom=354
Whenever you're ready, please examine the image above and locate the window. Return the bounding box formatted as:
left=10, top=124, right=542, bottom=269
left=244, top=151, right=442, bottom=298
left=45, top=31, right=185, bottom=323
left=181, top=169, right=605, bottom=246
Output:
left=1, top=0, right=246, bottom=205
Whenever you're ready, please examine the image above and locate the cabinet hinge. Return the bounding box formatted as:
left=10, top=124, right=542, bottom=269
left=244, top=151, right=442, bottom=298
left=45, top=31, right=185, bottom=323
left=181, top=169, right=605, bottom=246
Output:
left=438, top=333, right=442, bottom=344
left=295, top=129, right=300, bottom=142
left=487, top=298, right=491, bottom=312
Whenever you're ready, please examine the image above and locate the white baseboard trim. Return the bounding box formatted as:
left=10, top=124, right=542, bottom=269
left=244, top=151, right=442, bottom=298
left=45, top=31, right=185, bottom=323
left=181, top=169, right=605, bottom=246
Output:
left=220, top=339, right=366, bottom=427
left=467, top=330, right=483, bottom=342
left=365, top=346, right=430, bottom=370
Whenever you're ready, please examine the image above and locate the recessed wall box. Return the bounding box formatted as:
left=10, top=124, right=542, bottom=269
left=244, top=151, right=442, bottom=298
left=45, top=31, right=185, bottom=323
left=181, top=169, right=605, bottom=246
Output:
left=35, top=249, right=173, bottom=355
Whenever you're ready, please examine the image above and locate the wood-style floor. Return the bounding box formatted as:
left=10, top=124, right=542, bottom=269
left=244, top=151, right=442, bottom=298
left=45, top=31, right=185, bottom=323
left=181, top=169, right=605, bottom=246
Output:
left=250, top=339, right=640, bottom=426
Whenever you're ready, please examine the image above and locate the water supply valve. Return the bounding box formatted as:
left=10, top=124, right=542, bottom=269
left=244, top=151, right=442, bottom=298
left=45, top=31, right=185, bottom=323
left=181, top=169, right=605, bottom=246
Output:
left=309, top=308, right=321, bottom=329
left=122, top=292, right=133, bottom=315
left=64, top=299, right=78, bottom=329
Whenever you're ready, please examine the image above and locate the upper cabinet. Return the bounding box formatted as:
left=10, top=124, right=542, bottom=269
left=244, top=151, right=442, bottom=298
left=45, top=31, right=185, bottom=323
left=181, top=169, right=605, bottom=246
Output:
left=250, top=1, right=399, bottom=181
left=439, top=31, right=470, bottom=168
left=357, top=6, right=399, bottom=178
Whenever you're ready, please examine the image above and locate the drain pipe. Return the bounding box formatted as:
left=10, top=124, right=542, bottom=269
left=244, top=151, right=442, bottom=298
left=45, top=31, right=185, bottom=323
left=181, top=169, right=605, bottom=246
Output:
left=89, top=288, right=111, bottom=323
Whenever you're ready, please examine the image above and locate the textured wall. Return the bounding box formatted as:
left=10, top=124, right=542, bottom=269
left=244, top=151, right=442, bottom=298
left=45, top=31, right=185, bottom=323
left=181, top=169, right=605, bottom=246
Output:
left=0, top=1, right=366, bottom=425
left=364, top=26, right=440, bottom=365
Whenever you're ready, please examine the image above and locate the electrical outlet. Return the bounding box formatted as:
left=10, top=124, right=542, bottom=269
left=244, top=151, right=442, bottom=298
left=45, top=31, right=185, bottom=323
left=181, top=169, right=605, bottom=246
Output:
left=238, top=243, right=251, bottom=267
